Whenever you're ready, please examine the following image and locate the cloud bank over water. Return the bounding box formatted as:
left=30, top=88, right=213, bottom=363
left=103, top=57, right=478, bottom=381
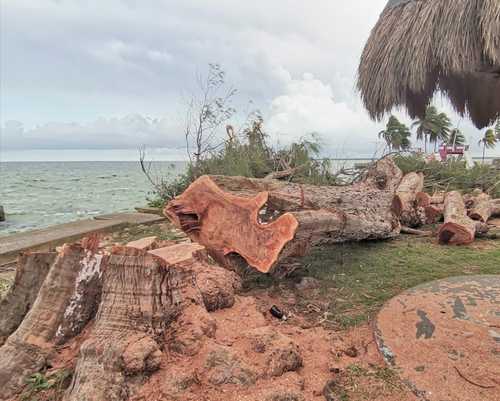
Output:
left=1, top=0, right=498, bottom=159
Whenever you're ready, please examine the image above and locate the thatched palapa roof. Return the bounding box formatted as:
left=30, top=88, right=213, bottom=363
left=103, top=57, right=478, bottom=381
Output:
left=358, top=0, right=500, bottom=128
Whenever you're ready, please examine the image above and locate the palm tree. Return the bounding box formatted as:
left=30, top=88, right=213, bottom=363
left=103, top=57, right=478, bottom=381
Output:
left=379, top=116, right=411, bottom=152
left=447, top=128, right=465, bottom=147
left=429, top=111, right=451, bottom=152
left=412, top=105, right=449, bottom=153
left=495, top=120, right=500, bottom=140
left=478, top=129, right=497, bottom=163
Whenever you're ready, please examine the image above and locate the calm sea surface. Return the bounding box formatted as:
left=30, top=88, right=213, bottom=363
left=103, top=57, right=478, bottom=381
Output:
left=0, top=161, right=185, bottom=236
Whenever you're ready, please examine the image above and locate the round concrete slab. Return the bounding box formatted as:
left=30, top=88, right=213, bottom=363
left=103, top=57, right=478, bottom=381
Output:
left=375, top=275, right=500, bottom=401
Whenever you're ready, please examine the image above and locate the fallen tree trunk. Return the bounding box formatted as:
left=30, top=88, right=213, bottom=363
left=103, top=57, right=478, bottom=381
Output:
left=165, top=158, right=403, bottom=274
left=467, top=192, right=492, bottom=223
left=393, top=172, right=424, bottom=227
left=0, top=251, right=57, bottom=345
left=438, top=191, right=488, bottom=245
left=0, top=243, right=103, bottom=400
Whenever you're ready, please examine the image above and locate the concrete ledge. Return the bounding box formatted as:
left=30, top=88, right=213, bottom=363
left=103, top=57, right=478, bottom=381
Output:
left=0, top=213, right=165, bottom=266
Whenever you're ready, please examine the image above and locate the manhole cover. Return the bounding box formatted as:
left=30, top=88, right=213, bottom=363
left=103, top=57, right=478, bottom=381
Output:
left=375, top=275, right=500, bottom=401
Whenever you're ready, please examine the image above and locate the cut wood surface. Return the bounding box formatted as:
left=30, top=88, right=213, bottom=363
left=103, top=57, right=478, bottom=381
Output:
left=165, top=158, right=403, bottom=274
left=0, top=251, right=57, bottom=346
left=393, top=172, right=424, bottom=227
left=438, top=191, right=488, bottom=245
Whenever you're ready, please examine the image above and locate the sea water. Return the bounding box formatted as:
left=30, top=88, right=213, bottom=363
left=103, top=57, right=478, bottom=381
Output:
left=0, top=161, right=185, bottom=236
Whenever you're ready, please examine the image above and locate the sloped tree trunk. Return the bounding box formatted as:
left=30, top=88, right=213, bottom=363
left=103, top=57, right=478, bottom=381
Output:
left=0, top=251, right=57, bottom=345
left=165, top=158, right=403, bottom=275
left=0, top=244, right=103, bottom=400
left=438, top=191, right=488, bottom=245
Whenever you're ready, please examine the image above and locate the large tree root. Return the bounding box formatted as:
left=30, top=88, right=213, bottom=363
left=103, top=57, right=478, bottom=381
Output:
left=0, top=243, right=103, bottom=400
left=0, top=251, right=57, bottom=345
left=165, top=158, right=403, bottom=274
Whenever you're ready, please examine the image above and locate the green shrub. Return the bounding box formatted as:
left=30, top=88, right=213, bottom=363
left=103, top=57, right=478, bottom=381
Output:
left=146, top=120, right=337, bottom=206
left=394, top=154, right=500, bottom=197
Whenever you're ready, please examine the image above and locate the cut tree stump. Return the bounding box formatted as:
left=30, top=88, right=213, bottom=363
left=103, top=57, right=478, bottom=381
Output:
left=0, top=251, right=57, bottom=345
left=393, top=172, right=424, bottom=227
left=438, top=191, right=488, bottom=245
left=165, top=158, right=403, bottom=275
left=66, top=242, right=240, bottom=401
left=0, top=239, right=241, bottom=401
left=0, top=243, right=103, bottom=400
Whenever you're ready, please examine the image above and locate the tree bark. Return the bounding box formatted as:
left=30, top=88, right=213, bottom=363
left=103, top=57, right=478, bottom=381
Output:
left=467, top=192, right=492, bottom=223
left=393, top=172, right=424, bottom=227
left=0, top=251, right=57, bottom=345
left=415, top=191, right=445, bottom=208
left=491, top=199, right=500, bottom=217
left=0, top=243, right=103, bottom=400
left=437, top=191, right=488, bottom=245
left=165, top=158, right=403, bottom=274
left=423, top=204, right=444, bottom=224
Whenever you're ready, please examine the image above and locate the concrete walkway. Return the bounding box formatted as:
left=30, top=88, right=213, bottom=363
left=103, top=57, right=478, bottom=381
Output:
left=0, top=213, right=165, bottom=266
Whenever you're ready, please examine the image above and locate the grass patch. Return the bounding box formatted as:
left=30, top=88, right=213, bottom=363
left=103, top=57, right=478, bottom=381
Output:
left=21, top=369, right=72, bottom=401
left=111, top=222, right=187, bottom=244
left=299, top=236, right=500, bottom=328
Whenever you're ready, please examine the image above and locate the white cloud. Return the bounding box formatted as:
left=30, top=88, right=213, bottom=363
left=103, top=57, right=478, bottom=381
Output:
left=266, top=72, right=384, bottom=155
left=1, top=0, right=498, bottom=159
left=1, top=114, right=184, bottom=150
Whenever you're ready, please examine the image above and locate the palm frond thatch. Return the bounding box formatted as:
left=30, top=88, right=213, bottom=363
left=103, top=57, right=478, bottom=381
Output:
left=358, top=0, right=500, bottom=129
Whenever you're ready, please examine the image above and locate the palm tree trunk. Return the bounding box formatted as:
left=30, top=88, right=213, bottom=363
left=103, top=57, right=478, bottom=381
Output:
left=482, top=143, right=486, bottom=163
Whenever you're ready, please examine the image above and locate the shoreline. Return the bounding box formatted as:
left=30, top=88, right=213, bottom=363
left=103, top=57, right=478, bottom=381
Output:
left=0, top=211, right=165, bottom=267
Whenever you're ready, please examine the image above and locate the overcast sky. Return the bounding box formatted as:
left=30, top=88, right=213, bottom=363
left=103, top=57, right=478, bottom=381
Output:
left=1, top=0, right=498, bottom=161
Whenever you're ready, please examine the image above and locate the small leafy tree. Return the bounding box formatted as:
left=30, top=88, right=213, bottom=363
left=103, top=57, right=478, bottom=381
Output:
left=184, top=63, right=237, bottom=176
left=478, top=129, right=497, bottom=163
left=412, top=106, right=450, bottom=152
